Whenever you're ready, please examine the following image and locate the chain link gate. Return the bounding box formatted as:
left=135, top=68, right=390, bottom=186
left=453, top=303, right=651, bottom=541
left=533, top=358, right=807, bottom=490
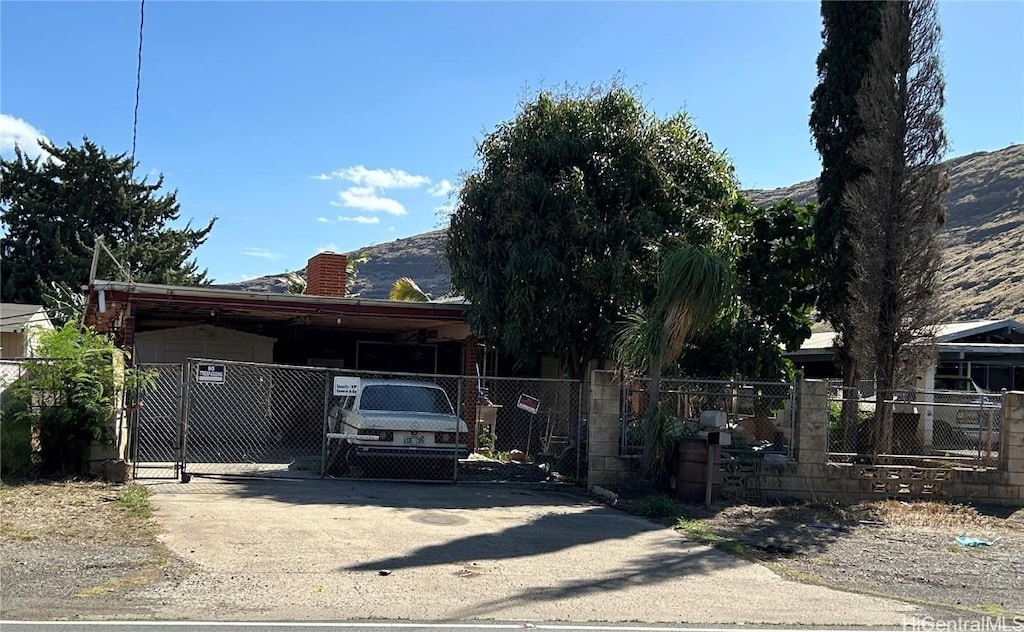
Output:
left=181, top=359, right=327, bottom=480
left=131, top=363, right=185, bottom=480
left=133, top=358, right=585, bottom=484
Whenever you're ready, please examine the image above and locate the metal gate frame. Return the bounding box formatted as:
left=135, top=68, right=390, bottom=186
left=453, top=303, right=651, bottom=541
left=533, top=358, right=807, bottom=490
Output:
left=131, top=363, right=185, bottom=480
left=132, top=358, right=586, bottom=485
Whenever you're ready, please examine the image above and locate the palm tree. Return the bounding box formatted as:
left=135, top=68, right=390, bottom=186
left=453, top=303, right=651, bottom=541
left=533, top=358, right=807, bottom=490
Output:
left=390, top=277, right=430, bottom=302
left=614, top=243, right=734, bottom=480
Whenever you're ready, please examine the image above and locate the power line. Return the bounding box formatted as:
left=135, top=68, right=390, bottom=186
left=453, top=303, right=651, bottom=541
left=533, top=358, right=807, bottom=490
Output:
left=130, top=0, right=145, bottom=169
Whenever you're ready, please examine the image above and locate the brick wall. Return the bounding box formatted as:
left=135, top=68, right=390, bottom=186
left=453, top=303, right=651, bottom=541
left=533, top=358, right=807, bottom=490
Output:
left=305, top=253, right=348, bottom=297
left=585, top=376, right=1024, bottom=507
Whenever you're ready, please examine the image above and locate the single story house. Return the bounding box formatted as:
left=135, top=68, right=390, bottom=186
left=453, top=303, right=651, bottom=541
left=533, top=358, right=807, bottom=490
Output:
left=85, top=252, right=478, bottom=375
left=0, top=303, right=55, bottom=358
left=787, top=319, right=1024, bottom=392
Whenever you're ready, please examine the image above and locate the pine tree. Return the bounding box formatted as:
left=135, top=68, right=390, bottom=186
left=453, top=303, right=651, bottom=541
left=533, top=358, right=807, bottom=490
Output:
left=1, top=138, right=216, bottom=304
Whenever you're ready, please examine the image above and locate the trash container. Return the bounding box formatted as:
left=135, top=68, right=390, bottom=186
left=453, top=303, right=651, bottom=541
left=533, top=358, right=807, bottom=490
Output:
left=675, top=438, right=721, bottom=503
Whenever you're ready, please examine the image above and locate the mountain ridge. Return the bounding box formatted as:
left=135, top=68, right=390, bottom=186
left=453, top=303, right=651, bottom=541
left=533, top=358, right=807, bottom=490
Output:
left=218, top=144, right=1024, bottom=321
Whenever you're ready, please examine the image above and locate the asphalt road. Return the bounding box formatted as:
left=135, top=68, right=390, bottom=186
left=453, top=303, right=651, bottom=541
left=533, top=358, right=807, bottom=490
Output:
left=0, top=623, right=921, bottom=632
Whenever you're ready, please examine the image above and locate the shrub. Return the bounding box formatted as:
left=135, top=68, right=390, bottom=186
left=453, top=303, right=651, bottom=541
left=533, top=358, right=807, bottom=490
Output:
left=8, top=322, right=153, bottom=477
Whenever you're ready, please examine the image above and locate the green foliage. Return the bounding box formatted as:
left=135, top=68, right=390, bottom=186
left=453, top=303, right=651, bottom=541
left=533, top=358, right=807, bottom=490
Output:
left=4, top=322, right=153, bottom=476
left=809, top=1, right=885, bottom=381
left=346, top=252, right=369, bottom=295
left=615, top=244, right=734, bottom=377
left=116, top=483, right=151, bottom=519
left=681, top=198, right=816, bottom=381
left=1, top=138, right=216, bottom=304
left=632, top=494, right=680, bottom=519
left=640, top=407, right=692, bottom=487
left=390, top=277, right=430, bottom=302
left=445, top=82, right=737, bottom=378
left=1, top=394, right=34, bottom=477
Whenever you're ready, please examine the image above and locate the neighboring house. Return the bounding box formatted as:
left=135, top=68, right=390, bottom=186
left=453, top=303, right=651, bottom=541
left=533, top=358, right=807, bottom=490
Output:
left=0, top=303, right=55, bottom=358
left=786, top=319, right=1024, bottom=392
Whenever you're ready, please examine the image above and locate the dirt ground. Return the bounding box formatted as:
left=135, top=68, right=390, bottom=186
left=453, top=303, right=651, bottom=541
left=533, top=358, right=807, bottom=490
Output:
left=0, top=480, right=190, bottom=620
left=653, top=498, right=1024, bottom=618
left=1, top=478, right=1020, bottom=622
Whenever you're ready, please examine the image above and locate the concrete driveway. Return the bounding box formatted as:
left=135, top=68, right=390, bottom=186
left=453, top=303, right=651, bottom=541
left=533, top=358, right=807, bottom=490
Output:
left=141, top=477, right=925, bottom=625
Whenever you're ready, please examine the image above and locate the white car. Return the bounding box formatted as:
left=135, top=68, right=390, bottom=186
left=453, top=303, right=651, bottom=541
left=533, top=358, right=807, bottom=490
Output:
left=929, top=375, right=1002, bottom=449
left=326, top=379, right=469, bottom=474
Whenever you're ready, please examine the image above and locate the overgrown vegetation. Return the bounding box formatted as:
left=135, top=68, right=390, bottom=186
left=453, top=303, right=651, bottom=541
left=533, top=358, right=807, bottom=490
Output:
left=0, top=322, right=154, bottom=478
left=631, top=494, right=681, bottom=519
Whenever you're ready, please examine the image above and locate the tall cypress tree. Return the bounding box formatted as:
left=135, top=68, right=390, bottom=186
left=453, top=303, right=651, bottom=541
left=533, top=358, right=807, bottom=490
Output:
left=810, top=1, right=885, bottom=367
left=809, top=1, right=884, bottom=450
left=1, top=138, right=216, bottom=305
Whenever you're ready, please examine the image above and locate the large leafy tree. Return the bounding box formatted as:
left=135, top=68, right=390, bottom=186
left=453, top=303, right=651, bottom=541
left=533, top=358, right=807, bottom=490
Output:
left=1, top=138, right=216, bottom=304
left=809, top=1, right=884, bottom=449
left=445, top=85, right=737, bottom=378
left=682, top=198, right=816, bottom=381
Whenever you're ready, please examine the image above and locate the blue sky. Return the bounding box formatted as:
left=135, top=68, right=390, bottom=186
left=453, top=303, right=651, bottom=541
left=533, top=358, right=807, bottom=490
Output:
left=2, top=1, right=1022, bottom=284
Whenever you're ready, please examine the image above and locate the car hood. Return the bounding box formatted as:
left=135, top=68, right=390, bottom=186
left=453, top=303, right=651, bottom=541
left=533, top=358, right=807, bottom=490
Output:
left=351, top=410, right=468, bottom=433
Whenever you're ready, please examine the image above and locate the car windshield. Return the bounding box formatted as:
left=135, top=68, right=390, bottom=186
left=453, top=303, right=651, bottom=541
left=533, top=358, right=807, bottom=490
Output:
left=359, top=384, right=455, bottom=415
left=933, top=377, right=976, bottom=392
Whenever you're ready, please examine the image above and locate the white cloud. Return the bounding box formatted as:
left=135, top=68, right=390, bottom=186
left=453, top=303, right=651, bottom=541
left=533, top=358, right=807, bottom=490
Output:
left=436, top=202, right=457, bottom=216
left=0, top=113, right=51, bottom=160
left=241, top=247, right=284, bottom=260
left=316, top=216, right=333, bottom=223
left=330, top=165, right=430, bottom=189
left=334, top=186, right=406, bottom=216
left=311, top=174, right=332, bottom=181
left=315, top=243, right=339, bottom=254
left=428, top=179, right=455, bottom=197
left=339, top=215, right=380, bottom=224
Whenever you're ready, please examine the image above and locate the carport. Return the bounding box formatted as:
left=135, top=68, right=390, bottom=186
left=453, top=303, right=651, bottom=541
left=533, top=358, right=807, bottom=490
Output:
left=83, top=253, right=585, bottom=485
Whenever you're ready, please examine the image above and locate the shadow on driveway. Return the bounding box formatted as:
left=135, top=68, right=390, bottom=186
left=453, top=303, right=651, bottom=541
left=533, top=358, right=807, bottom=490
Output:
left=144, top=473, right=592, bottom=510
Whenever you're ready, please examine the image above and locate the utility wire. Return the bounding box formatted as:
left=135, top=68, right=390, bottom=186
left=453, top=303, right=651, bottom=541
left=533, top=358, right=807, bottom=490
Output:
left=130, top=0, right=145, bottom=169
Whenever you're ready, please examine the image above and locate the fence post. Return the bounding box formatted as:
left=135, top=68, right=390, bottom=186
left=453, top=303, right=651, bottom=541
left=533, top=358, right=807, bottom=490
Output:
left=999, top=392, right=1024, bottom=502
left=796, top=379, right=829, bottom=465
left=587, top=370, right=631, bottom=487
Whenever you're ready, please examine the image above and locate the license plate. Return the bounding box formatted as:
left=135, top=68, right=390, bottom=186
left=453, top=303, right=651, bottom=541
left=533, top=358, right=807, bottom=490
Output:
left=404, top=435, right=425, bottom=445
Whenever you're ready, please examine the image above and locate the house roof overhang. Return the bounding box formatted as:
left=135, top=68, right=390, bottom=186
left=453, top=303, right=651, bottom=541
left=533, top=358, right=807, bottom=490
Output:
left=86, top=280, right=472, bottom=339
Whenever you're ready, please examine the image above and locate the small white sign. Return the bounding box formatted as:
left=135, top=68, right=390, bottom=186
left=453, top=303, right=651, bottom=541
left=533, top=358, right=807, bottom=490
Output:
left=197, top=363, right=226, bottom=384
left=516, top=393, right=540, bottom=415
left=333, top=376, right=360, bottom=397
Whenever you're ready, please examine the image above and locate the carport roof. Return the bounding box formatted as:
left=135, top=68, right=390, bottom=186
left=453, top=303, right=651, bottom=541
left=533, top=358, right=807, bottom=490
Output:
left=87, top=279, right=471, bottom=336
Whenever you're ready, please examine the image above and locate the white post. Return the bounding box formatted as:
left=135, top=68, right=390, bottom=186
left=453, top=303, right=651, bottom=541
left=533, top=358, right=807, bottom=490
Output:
left=922, top=363, right=936, bottom=447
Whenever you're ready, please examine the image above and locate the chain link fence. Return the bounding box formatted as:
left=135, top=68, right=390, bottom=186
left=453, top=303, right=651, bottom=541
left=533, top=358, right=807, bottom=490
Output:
left=620, top=378, right=796, bottom=461
left=463, top=375, right=584, bottom=483
left=826, top=382, right=1003, bottom=468
left=182, top=359, right=327, bottom=479
left=1, top=358, right=62, bottom=477
left=131, top=364, right=184, bottom=479
left=129, top=359, right=585, bottom=484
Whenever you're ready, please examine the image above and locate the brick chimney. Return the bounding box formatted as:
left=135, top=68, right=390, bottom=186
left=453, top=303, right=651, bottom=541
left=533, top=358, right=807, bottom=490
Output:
left=305, top=252, right=348, bottom=297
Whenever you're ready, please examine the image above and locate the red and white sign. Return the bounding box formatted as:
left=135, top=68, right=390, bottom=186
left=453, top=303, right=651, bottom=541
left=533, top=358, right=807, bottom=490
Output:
left=516, top=393, right=540, bottom=414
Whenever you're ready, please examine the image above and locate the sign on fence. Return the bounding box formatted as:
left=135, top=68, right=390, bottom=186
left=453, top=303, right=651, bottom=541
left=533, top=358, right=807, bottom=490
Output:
left=333, top=376, right=360, bottom=396
left=517, top=393, right=540, bottom=414
left=196, top=363, right=226, bottom=384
